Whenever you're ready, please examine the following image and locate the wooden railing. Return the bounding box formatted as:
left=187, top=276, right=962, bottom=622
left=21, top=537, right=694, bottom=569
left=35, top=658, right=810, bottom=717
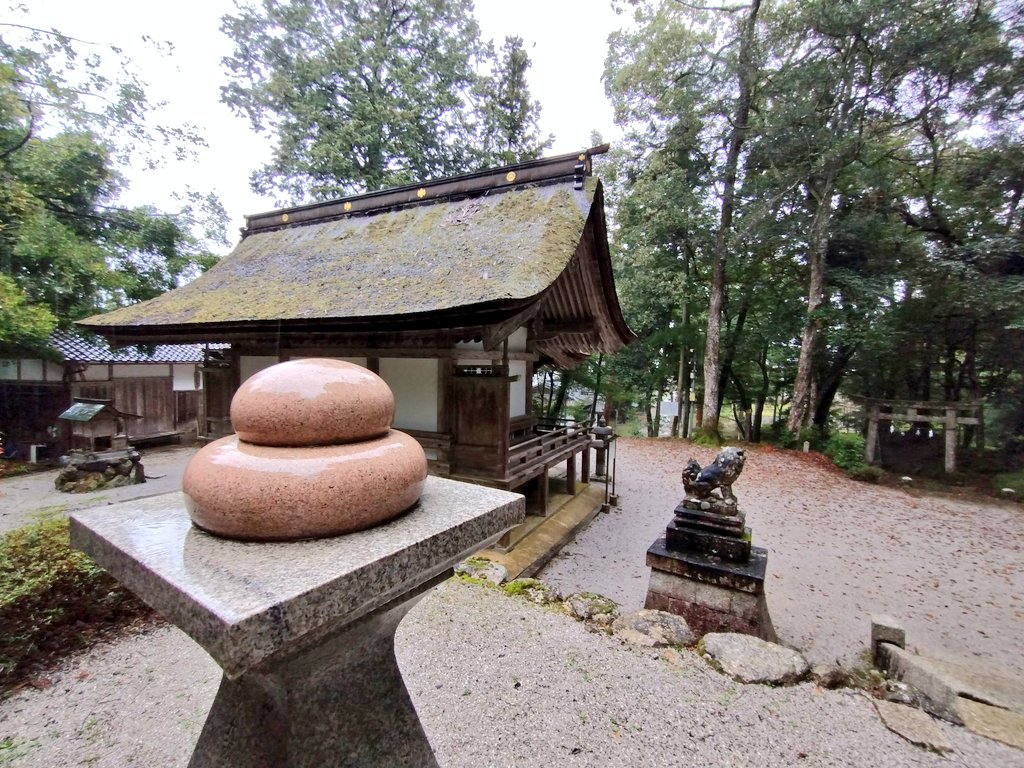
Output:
left=506, top=420, right=590, bottom=485
left=405, top=429, right=453, bottom=475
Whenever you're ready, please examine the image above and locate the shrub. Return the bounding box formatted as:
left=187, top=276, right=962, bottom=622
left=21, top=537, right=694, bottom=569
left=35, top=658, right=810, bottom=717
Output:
left=849, top=465, right=885, bottom=484
left=799, top=426, right=827, bottom=451
left=824, top=433, right=867, bottom=473
left=772, top=427, right=797, bottom=449
left=994, top=469, right=1024, bottom=495
left=0, top=518, right=153, bottom=691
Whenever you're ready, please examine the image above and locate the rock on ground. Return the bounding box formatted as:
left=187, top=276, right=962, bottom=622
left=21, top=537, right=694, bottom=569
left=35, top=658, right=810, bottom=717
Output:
left=703, top=632, right=810, bottom=685
left=875, top=699, right=952, bottom=753
left=564, top=592, right=619, bottom=629
left=611, top=608, right=695, bottom=648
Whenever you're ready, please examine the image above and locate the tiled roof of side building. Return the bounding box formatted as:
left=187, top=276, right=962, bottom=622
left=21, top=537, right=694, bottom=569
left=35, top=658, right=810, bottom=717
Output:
left=49, top=329, right=223, bottom=364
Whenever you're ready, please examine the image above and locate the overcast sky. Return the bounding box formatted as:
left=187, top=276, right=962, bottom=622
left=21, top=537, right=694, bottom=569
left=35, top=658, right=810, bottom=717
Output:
left=17, top=0, right=627, bottom=241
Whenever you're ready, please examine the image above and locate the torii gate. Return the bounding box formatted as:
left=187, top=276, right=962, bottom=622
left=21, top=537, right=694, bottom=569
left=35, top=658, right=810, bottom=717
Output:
left=858, top=398, right=983, bottom=473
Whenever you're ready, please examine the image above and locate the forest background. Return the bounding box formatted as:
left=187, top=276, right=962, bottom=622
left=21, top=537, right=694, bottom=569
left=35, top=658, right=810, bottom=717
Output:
left=2, top=0, right=1022, bottom=479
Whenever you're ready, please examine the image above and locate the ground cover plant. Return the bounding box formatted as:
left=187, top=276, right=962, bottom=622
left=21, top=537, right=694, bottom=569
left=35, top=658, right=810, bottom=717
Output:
left=0, top=518, right=154, bottom=694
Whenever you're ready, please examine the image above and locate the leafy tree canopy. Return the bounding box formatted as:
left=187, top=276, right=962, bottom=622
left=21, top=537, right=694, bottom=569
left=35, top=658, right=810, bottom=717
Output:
left=221, top=0, right=552, bottom=201
left=0, top=18, right=226, bottom=353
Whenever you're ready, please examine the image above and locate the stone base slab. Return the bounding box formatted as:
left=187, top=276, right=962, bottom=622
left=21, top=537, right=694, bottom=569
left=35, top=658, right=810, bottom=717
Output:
left=644, top=536, right=774, bottom=641
left=646, top=536, right=767, bottom=592
left=191, top=583, right=442, bottom=768
left=672, top=503, right=745, bottom=533
left=665, top=521, right=751, bottom=562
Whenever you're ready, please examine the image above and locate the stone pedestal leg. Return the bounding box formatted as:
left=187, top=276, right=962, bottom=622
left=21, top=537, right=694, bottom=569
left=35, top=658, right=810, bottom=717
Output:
left=190, top=585, right=441, bottom=768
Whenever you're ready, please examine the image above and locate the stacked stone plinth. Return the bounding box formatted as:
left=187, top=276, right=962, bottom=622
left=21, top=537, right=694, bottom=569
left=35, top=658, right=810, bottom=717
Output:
left=645, top=497, right=774, bottom=640
left=183, top=358, right=428, bottom=541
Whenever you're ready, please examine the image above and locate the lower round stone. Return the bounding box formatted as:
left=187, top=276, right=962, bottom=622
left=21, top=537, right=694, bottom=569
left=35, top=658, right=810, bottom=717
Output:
left=182, top=431, right=427, bottom=541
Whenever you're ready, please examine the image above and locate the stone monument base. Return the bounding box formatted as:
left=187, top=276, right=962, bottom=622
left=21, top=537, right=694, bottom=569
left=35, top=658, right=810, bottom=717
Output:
left=70, top=476, right=525, bottom=768
left=644, top=535, right=775, bottom=641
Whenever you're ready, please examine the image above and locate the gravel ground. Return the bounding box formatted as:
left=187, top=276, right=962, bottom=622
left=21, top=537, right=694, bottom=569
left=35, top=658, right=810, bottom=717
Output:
left=539, top=440, right=1024, bottom=677
left=0, top=438, right=1021, bottom=766
left=1, top=579, right=1020, bottom=767
left=0, top=444, right=199, bottom=535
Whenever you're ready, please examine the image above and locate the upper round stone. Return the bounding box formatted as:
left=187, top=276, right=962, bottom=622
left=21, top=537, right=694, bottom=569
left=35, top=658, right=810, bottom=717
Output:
left=231, top=359, right=394, bottom=447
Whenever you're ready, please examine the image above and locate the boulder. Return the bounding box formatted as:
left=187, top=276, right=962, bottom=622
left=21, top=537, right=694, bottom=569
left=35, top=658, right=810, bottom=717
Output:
left=702, top=632, right=809, bottom=685
left=454, top=557, right=508, bottom=586
left=612, top=609, right=695, bottom=648
left=564, top=592, right=619, bottom=629
left=503, top=578, right=561, bottom=605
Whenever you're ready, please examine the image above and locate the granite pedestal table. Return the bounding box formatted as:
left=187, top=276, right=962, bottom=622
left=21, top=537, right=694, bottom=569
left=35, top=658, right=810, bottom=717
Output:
left=70, top=475, right=525, bottom=768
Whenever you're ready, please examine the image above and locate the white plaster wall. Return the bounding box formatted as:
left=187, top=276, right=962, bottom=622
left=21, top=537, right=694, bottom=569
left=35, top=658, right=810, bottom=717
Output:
left=509, top=360, right=527, bottom=417
left=82, top=364, right=110, bottom=381
left=44, top=361, right=63, bottom=382
left=20, top=359, right=43, bottom=381
left=172, top=364, right=198, bottom=391
left=507, top=327, right=528, bottom=352
left=112, top=364, right=171, bottom=378
left=453, top=339, right=483, bottom=350
left=379, top=358, right=438, bottom=432
left=0, top=360, right=17, bottom=380
left=239, top=355, right=280, bottom=384
left=290, top=356, right=367, bottom=368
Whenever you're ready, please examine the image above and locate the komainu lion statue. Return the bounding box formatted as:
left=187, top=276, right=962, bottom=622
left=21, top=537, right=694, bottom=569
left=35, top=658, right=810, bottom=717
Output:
left=681, top=447, right=746, bottom=503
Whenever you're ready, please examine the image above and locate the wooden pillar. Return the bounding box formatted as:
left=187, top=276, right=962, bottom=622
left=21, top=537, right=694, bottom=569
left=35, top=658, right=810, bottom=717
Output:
left=865, top=405, right=880, bottom=465
left=944, top=408, right=958, bottom=473
left=581, top=445, right=591, bottom=483
left=565, top=454, right=577, bottom=496
left=537, top=469, right=549, bottom=516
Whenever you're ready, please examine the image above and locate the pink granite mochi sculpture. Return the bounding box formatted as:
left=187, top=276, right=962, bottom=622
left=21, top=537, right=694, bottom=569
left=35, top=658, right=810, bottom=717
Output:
left=183, top=359, right=427, bottom=541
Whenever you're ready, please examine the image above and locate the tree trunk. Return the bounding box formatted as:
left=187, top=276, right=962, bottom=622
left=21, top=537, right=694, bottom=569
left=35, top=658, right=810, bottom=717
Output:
left=674, top=297, right=691, bottom=437
left=700, top=0, right=761, bottom=441
left=788, top=166, right=837, bottom=433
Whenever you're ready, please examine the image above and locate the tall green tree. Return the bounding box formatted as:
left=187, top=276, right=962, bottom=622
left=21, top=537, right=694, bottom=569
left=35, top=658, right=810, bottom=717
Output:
left=607, top=0, right=768, bottom=441
left=0, top=20, right=224, bottom=352
left=472, top=36, right=553, bottom=167
left=221, top=0, right=487, bottom=200
left=606, top=0, right=1024, bottom=447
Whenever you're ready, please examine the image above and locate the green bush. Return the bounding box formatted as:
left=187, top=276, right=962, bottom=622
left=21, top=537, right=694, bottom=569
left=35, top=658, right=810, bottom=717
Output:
left=849, top=465, right=885, bottom=484
left=0, top=518, right=152, bottom=690
left=994, top=469, right=1024, bottom=495
left=824, top=433, right=867, bottom=473
left=772, top=426, right=797, bottom=449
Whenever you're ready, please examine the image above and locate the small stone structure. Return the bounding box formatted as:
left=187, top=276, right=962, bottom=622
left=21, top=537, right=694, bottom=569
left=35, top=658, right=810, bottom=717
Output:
left=644, top=447, right=774, bottom=639
left=54, top=449, right=144, bottom=493
left=70, top=359, right=525, bottom=767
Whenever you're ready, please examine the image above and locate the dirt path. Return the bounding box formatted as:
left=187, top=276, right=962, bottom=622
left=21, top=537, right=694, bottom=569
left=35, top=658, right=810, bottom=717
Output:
left=539, top=439, right=1024, bottom=677
left=0, top=444, right=199, bottom=535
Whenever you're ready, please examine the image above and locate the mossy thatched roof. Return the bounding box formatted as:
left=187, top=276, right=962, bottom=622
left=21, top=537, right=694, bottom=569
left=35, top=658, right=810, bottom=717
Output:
left=83, top=179, right=596, bottom=331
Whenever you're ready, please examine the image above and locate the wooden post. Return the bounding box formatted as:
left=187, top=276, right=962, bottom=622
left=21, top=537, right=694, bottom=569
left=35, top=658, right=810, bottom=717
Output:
left=944, top=408, right=958, bottom=473
left=865, top=405, right=880, bottom=465
left=565, top=455, right=577, bottom=496
left=537, top=469, right=550, bottom=516
left=581, top=445, right=590, bottom=483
